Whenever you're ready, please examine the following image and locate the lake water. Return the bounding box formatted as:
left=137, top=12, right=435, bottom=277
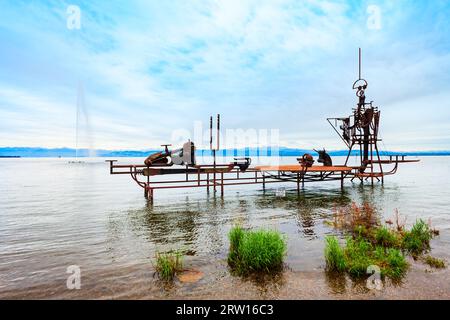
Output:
left=1, top=156, right=449, bottom=299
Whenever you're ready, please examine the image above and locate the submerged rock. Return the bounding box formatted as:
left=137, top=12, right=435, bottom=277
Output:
left=177, top=270, right=204, bottom=283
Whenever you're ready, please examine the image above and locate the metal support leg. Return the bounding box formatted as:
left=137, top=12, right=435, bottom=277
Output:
left=145, top=186, right=154, bottom=203
left=220, top=172, right=224, bottom=197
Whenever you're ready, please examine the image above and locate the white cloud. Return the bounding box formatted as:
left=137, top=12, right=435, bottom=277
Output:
left=0, top=0, right=449, bottom=151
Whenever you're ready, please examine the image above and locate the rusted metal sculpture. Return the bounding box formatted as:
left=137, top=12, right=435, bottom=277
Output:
left=297, top=153, right=315, bottom=167
left=327, top=48, right=418, bottom=185
left=107, top=49, right=419, bottom=200
left=314, top=149, right=332, bottom=166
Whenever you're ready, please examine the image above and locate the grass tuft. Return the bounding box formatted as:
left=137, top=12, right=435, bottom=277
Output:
left=324, top=235, right=408, bottom=280
left=344, top=237, right=374, bottom=277
left=402, top=219, right=433, bottom=256
left=423, top=255, right=446, bottom=269
left=228, top=225, right=244, bottom=268
left=383, top=248, right=409, bottom=279
left=374, top=226, right=400, bottom=248
left=228, top=226, right=287, bottom=275
left=155, top=251, right=183, bottom=281
left=324, top=236, right=346, bottom=272
left=325, top=203, right=440, bottom=280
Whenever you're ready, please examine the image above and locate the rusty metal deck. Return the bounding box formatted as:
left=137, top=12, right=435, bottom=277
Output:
left=255, top=165, right=353, bottom=172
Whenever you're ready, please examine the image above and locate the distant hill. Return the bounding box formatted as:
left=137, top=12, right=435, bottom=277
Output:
left=1, top=147, right=449, bottom=158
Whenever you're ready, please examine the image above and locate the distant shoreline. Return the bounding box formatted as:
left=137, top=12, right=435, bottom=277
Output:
left=1, top=154, right=449, bottom=158
left=1, top=147, right=450, bottom=158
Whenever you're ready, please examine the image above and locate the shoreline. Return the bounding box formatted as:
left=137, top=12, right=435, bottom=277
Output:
left=1, top=259, right=449, bottom=300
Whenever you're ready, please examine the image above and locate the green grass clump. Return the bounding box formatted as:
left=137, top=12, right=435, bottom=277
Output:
left=155, top=251, right=183, bottom=281
left=382, top=248, right=409, bottom=279
left=228, top=226, right=287, bottom=275
left=344, top=237, right=374, bottom=277
left=325, top=236, right=346, bottom=272
left=402, top=219, right=433, bottom=256
left=228, top=225, right=245, bottom=267
left=324, top=236, right=408, bottom=280
left=327, top=204, right=439, bottom=280
left=374, top=226, right=400, bottom=248
left=423, top=255, right=446, bottom=269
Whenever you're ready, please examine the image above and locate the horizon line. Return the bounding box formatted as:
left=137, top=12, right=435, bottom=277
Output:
left=1, top=146, right=450, bottom=158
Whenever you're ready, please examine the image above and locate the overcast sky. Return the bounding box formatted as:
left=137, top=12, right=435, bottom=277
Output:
left=1, top=0, right=449, bottom=151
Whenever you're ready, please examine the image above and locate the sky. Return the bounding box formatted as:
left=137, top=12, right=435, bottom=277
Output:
left=0, top=0, right=449, bottom=151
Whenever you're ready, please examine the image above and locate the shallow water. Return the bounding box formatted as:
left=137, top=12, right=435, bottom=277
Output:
left=0, top=156, right=449, bottom=299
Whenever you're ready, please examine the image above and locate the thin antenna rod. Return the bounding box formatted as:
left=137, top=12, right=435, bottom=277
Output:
left=209, top=116, right=213, bottom=150
left=358, top=47, right=362, bottom=80
left=216, top=114, right=220, bottom=150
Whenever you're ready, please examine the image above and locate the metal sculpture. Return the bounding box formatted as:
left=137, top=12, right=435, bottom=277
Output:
left=314, top=149, right=332, bottom=166
left=107, top=49, right=419, bottom=200
left=297, top=153, right=315, bottom=167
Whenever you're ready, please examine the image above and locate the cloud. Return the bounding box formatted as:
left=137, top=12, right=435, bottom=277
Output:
left=0, top=0, right=449, bottom=151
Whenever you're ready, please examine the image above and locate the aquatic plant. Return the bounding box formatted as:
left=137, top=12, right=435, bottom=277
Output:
left=325, top=204, right=439, bottom=280
left=154, top=251, right=183, bottom=281
left=344, top=237, right=374, bottom=277
left=228, top=225, right=244, bottom=267
left=324, top=235, right=408, bottom=280
left=324, top=236, right=346, bottom=272
left=332, top=202, right=379, bottom=232
left=402, top=219, right=433, bottom=256
left=228, top=226, right=287, bottom=275
left=423, top=255, right=446, bottom=269
left=379, top=247, right=408, bottom=279
left=374, top=226, right=400, bottom=248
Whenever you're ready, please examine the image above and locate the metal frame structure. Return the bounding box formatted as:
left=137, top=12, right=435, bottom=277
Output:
left=105, top=159, right=355, bottom=201
left=106, top=49, right=419, bottom=201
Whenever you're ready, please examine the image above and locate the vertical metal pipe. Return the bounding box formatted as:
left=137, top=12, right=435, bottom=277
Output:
left=213, top=150, right=216, bottom=193
left=370, top=141, right=374, bottom=185
left=359, top=47, right=362, bottom=80
left=209, top=116, right=213, bottom=150
left=221, top=172, right=224, bottom=196
left=217, top=114, right=220, bottom=151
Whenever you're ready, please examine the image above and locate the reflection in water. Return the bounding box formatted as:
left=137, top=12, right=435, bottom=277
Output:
left=254, top=187, right=352, bottom=238
left=325, top=271, right=347, bottom=294
left=245, top=272, right=286, bottom=298
left=127, top=207, right=199, bottom=256
left=110, top=193, right=243, bottom=258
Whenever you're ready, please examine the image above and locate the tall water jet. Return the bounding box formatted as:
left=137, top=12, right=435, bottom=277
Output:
left=73, top=82, right=96, bottom=160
